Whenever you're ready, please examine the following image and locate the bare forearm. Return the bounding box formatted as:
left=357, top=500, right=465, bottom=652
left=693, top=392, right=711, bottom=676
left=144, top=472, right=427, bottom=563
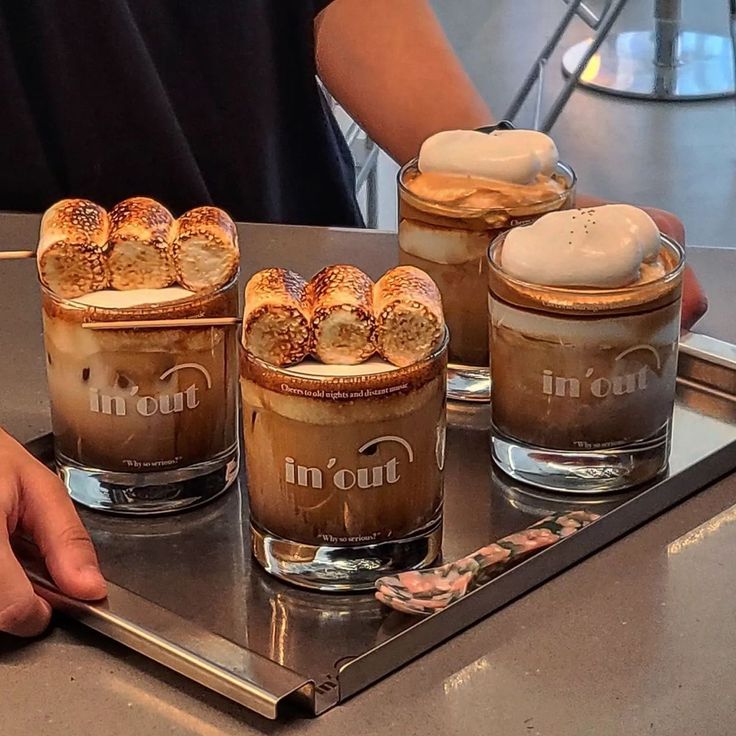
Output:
left=315, top=0, right=492, bottom=164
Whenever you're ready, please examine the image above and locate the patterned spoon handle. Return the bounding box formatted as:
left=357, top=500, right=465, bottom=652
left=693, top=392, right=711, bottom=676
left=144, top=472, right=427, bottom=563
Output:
left=375, top=510, right=601, bottom=616
left=452, top=510, right=601, bottom=582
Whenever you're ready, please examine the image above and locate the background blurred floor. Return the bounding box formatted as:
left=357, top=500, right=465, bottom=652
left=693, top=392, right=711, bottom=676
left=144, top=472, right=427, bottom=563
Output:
left=370, top=0, right=736, bottom=248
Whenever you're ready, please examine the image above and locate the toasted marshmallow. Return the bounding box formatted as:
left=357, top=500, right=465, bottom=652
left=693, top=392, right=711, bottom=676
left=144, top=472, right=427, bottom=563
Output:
left=37, top=199, right=110, bottom=298
left=399, top=218, right=490, bottom=265
left=173, top=206, right=239, bottom=292
left=374, top=266, right=445, bottom=367
left=501, top=205, right=662, bottom=288
left=107, top=197, right=176, bottom=290
left=309, top=265, right=375, bottom=364
left=243, top=268, right=311, bottom=366
left=419, top=129, right=559, bottom=184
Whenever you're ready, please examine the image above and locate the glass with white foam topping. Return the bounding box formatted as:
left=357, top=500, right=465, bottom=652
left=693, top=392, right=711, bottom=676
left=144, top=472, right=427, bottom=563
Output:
left=398, top=126, right=576, bottom=402
left=487, top=205, right=685, bottom=492
left=42, top=278, right=240, bottom=512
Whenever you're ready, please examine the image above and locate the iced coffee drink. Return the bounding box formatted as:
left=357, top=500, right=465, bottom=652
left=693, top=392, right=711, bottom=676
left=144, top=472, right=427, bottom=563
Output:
left=241, top=265, right=447, bottom=590
left=488, top=205, right=685, bottom=492
left=399, top=126, right=575, bottom=401
left=39, top=198, right=241, bottom=512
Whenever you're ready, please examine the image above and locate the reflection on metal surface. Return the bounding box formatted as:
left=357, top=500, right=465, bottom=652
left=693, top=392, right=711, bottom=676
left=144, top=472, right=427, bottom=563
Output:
left=677, top=379, right=736, bottom=419
left=447, top=401, right=491, bottom=431
left=21, top=336, right=736, bottom=719
left=242, top=570, right=383, bottom=714
left=667, top=503, right=736, bottom=556
left=580, top=52, right=602, bottom=83
left=497, top=471, right=636, bottom=518
left=679, top=333, right=736, bottom=401
left=443, top=656, right=491, bottom=694
left=270, top=595, right=288, bottom=667
left=563, top=33, right=736, bottom=100
left=26, top=570, right=314, bottom=720
left=678, top=333, right=736, bottom=422
left=680, top=333, right=736, bottom=372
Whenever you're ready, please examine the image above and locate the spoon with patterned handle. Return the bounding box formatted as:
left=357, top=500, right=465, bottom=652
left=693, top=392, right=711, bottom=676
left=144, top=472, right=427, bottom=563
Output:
left=375, top=510, right=600, bottom=616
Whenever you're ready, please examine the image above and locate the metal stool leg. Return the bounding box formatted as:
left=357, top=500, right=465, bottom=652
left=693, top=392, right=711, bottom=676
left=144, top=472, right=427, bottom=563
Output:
left=355, top=138, right=380, bottom=229
left=502, top=0, right=623, bottom=131
left=504, top=0, right=589, bottom=122
left=541, top=0, right=630, bottom=131
left=562, top=0, right=736, bottom=99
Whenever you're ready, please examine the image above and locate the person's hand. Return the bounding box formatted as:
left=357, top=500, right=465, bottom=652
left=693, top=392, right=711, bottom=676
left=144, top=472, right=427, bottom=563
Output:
left=576, top=196, right=708, bottom=330
left=0, top=430, right=106, bottom=637
left=635, top=207, right=707, bottom=331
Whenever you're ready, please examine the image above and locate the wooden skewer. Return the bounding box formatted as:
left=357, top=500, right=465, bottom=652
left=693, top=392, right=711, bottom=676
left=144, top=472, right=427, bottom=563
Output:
left=83, top=316, right=242, bottom=330
left=0, top=250, right=36, bottom=260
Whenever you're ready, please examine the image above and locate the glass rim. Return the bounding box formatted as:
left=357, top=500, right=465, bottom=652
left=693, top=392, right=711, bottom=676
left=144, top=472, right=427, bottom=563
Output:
left=241, top=326, right=450, bottom=382
left=487, top=231, right=686, bottom=298
left=397, top=158, right=577, bottom=217
left=40, top=272, right=239, bottom=316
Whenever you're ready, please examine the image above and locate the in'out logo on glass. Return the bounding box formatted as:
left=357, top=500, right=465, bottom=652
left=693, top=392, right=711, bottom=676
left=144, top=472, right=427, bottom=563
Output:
left=88, top=363, right=213, bottom=417
left=284, top=436, right=414, bottom=491
left=541, top=344, right=664, bottom=399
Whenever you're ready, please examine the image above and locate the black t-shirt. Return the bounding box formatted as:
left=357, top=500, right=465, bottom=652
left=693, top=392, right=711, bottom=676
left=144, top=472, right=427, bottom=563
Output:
left=0, top=1, right=363, bottom=226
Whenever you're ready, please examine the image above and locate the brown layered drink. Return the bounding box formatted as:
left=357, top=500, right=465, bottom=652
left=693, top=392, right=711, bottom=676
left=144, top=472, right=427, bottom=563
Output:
left=488, top=205, right=685, bottom=492
left=44, top=285, right=239, bottom=473
left=241, top=265, right=447, bottom=590
left=39, top=198, right=241, bottom=512
left=399, top=127, right=575, bottom=401
left=243, top=353, right=446, bottom=546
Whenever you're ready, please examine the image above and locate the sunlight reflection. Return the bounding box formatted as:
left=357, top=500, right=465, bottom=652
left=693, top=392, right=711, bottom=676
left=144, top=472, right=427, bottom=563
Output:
left=667, top=504, right=736, bottom=556
left=443, top=656, right=491, bottom=694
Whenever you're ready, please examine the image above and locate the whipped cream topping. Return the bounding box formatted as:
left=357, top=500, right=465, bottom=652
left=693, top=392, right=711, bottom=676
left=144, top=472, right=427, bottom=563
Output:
left=418, top=129, right=559, bottom=184
left=73, top=286, right=195, bottom=309
left=501, top=205, right=662, bottom=288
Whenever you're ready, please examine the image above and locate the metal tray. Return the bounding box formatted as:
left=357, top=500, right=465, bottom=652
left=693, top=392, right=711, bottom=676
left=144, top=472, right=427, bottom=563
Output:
left=23, top=331, right=736, bottom=720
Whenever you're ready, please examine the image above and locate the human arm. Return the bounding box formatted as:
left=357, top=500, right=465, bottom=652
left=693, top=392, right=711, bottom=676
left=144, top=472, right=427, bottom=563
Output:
left=0, top=429, right=106, bottom=636
left=314, top=0, right=492, bottom=165
left=315, top=0, right=706, bottom=329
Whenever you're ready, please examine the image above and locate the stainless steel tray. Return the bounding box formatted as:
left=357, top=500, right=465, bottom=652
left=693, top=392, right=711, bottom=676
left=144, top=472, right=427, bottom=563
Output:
left=23, top=331, right=736, bottom=720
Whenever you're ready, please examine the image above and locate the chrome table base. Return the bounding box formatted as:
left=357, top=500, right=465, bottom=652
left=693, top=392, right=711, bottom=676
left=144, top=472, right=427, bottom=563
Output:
left=563, top=31, right=736, bottom=99
left=507, top=0, right=736, bottom=131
